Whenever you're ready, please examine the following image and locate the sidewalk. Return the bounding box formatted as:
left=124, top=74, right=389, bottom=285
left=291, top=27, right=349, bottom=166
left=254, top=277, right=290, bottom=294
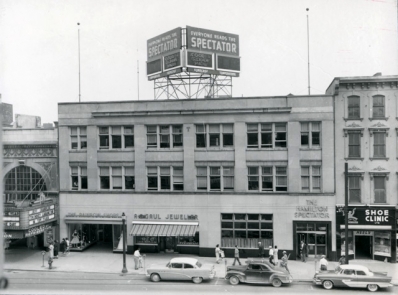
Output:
left=4, top=248, right=398, bottom=285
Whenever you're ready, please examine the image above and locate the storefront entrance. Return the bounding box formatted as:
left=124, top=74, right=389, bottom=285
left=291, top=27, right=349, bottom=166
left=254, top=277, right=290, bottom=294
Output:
left=355, top=235, right=372, bottom=259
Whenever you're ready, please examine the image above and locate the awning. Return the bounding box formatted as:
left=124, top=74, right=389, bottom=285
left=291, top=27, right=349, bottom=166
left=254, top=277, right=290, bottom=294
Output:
left=130, top=221, right=198, bottom=237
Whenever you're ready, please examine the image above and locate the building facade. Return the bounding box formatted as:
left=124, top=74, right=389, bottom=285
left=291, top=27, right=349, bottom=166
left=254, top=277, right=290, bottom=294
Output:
left=58, top=95, right=336, bottom=259
left=326, top=74, right=398, bottom=263
left=3, top=123, right=59, bottom=249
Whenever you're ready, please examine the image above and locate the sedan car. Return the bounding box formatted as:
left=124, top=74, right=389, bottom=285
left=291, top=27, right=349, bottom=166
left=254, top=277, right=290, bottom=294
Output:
left=146, top=257, right=216, bottom=284
left=225, top=258, right=293, bottom=287
left=313, top=264, right=392, bottom=292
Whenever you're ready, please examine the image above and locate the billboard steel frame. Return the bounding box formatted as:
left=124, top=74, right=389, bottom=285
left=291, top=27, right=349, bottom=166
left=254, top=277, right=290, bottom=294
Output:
left=153, top=72, right=232, bottom=99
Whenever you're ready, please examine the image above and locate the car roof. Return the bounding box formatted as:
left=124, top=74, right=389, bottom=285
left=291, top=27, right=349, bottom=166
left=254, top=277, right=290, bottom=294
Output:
left=339, top=265, right=369, bottom=271
left=170, top=257, right=198, bottom=264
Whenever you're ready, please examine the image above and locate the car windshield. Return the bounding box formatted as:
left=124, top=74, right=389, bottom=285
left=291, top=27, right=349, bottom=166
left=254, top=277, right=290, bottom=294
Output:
left=334, top=266, right=342, bottom=273
left=196, top=261, right=202, bottom=268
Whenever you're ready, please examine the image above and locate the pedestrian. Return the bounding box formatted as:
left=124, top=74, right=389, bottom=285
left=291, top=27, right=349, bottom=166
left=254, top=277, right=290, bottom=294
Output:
left=48, top=242, right=54, bottom=259
left=273, top=245, right=279, bottom=266
left=268, top=246, right=275, bottom=265
left=338, top=255, right=346, bottom=265
left=53, top=240, right=59, bottom=259
left=60, top=238, right=66, bottom=254
left=320, top=255, right=328, bottom=271
left=65, top=238, right=70, bottom=254
left=232, top=245, right=241, bottom=266
left=133, top=247, right=142, bottom=270
left=215, top=244, right=223, bottom=264
left=300, top=240, right=307, bottom=262
left=281, top=251, right=290, bottom=273
left=258, top=242, right=264, bottom=258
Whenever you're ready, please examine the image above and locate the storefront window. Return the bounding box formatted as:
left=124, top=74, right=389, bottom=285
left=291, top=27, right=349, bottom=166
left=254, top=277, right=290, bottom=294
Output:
left=374, top=231, right=391, bottom=257
left=68, top=224, right=98, bottom=249
left=112, top=225, right=125, bottom=251
left=135, top=236, right=158, bottom=244
left=221, top=213, right=273, bottom=248
left=178, top=232, right=199, bottom=245
left=340, top=231, right=354, bottom=255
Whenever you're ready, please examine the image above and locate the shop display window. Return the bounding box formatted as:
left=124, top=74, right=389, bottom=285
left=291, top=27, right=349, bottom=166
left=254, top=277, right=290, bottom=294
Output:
left=113, top=225, right=126, bottom=251
left=340, top=231, right=354, bottom=255
left=221, top=213, right=273, bottom=248
left=135, top=236, right=158, bottom=244
left=178, top=232, right=199, bottom=245
left=374, top=231, right=391, bottom=257
left=67, top=224, right=98, bottom=249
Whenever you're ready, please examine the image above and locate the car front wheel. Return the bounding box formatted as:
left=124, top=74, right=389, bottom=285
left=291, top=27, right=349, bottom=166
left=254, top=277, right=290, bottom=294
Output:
left=322, top=280, right=333, bottom=290
left=229, top=276, right=240, bottom=285
left=192, top=277, right=203, bottom=284
left=150, top=273, right=161, bottom=282
left=367, top=284, right=378, bottom=292
left=272, top=278, right=282, bottom=288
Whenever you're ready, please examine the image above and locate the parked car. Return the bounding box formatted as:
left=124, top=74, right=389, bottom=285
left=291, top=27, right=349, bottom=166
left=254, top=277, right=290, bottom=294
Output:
left=225, top=258, right=293, bottom=287
left=313, top=264, right=392, bottom=292
left=146, top=257, right=216, bottom=284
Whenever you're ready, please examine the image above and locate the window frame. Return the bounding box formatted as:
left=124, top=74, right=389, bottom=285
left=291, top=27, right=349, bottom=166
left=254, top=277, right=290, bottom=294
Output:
left=99, top=166, right=135, bottom=190
left=300, top=122, right=321, bottom=148
left=71, top=166, right=88, bottom=191
left=247, top=123, right=287, bottom=149
left=347, top=96, right=360, bottom=119
left=248, top=166, right=288, bottom=192
left=301, top=165, right=322, bottom=192
left=70, top=127, right=87, bottom=150
left=195, top=124, right=234, bottom=148
left=98, top=126, right=134, bottom=150
left=348, top=175, right=361, bottom=203
left=147, top=166, right=184, bottom=191
left=196, top=166, right=235, bottom=191
left=147, top=125, right=183, bottom=149
left=372, top=95, right=385, bottom=118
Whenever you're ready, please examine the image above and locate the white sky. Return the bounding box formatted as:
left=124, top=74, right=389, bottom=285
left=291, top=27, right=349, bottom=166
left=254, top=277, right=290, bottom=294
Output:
left=0, top=0, right=397, bottom=124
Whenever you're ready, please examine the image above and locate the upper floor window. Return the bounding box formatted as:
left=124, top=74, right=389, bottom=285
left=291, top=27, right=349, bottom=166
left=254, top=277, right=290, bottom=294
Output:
left=372, top=95, right=385, bottom=118
left=248, top=166, right=287, bottom=192
left=373, top=132, right=386, bottom=157
left=301, top=122, right=321, bottom=148
left=147, top=125, right=183, bottom=149
left=348, top=132, right=361, bottom=157
left=348, top=175, right=361, bottom=203
left=348, top=96, right=360, bottom=119
left=71, top=127, right=87, bottom=150
left=247, top=123, right=287, bottom=149
left=71, top=166, right=87, bottom=190
left=196, top=166, right=234, bottom=191
left=373, top=176, right=386, bottom=203
left=147, top=166, right=183, bottom=191
left=196, top=124, right=234, bottom=148
left=301, top=166, right=321, bottom=192
left=99, top=166, right=135, bottom=190
left=99, top=126, right=134, bottom=149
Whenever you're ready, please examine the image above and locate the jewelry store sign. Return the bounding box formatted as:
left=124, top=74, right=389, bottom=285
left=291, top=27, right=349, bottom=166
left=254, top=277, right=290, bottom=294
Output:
left=295, top=200, right=330, bottom=219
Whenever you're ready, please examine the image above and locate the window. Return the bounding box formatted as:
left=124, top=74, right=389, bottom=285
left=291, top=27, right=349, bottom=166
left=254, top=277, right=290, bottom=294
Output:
left=373, top=132, right=386, bottom=157
left=372, top=95, right=385, bottom=118
left=147, top=125, right=183, bottom=149
left=147, top=166, right=184, bottom=191
left=99, top=126, right=134, bottom=149
left=4, top=166, right=47, bottom=201
left=197, top=166, right=234, bottom=191
left=301, top=166, right=321, bottom=192
left=99, top=166, right=134, bottom=190
left=374, top=176, right=386, bottom=203
left=70, top=127, right=87, bottom=150
left=247, top=123, right=287, bottom=148
left=348, top=132, right=361, bottom=157
left=348, top=96, right=360, bottom=119
left=196, top=124, right=234, bottom=148
left=301, top=122, right=321, bottom=148
left=100, top=167, right=110, bottom=189
left=71, top=166, right=87, bottom=190
left=249, top=166, right=288, bottom=192
left=221, top=213, right=273, bottom=248
left=348, top=176, right=361, bottom=203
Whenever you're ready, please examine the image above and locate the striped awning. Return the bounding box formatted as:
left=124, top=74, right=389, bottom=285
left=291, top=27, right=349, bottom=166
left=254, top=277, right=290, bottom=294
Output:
left=130, top=221, right=198, bottom=237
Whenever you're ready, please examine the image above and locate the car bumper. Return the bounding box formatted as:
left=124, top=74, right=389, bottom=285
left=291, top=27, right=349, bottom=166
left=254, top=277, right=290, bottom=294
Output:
left=209, top=272, right=216, bottom=279
left=313, top=278, right=322, bottom=285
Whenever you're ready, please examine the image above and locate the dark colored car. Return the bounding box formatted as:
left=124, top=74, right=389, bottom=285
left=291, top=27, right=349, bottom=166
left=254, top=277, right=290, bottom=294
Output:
left=225, top=258, right=293, bottom=287
left=313, top=264, right=392, bottom=292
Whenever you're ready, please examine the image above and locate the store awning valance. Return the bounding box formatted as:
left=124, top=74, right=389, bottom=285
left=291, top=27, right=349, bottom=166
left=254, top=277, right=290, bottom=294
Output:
left=130, top=221, right=198, bottom=237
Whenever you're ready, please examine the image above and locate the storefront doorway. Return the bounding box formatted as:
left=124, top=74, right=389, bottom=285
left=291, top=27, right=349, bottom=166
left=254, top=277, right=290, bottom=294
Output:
left=355, top=236, right=372, bottom=259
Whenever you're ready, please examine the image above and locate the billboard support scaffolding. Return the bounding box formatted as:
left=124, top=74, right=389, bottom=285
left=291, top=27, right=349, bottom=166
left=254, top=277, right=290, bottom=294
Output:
left=153, top=72, right=232, bottom=99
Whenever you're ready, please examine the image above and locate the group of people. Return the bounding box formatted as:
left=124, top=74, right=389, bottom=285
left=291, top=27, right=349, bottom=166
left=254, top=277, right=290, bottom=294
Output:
left=48, top=238, right=71, bottom=259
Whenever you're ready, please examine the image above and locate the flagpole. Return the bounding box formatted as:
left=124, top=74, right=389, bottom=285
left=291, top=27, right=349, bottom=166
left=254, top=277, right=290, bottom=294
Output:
left=78, top=23, right=81, bottom=103
left=306, top=8, right=310, bottom=95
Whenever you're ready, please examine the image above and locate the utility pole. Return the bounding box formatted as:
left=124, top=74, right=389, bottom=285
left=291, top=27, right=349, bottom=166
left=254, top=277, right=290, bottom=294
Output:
left=344, top=162, right=349, bottom=264
left=306, top=8, right=311, bottom=95
left=78, top=23, right=81, bottom=103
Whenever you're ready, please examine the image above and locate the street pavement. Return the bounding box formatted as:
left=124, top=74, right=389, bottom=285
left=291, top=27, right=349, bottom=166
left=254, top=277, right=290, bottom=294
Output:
left=4, top=247, right=398, bottom=285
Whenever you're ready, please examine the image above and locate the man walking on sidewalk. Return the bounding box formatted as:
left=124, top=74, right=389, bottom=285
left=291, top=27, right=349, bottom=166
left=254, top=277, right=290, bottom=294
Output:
left=232, top=245, right=241, bottom=266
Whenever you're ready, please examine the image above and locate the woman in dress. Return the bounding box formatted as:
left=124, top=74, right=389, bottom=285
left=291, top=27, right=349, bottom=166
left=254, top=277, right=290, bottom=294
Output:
left=70, top=230, right=80, bottom=248
left=215, top=244, right=222, bottom=264
left=273, top=245, right=279, bottom=266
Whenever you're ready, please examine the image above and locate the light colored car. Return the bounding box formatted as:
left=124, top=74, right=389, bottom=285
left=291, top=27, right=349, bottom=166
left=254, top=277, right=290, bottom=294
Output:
left=225, top=258, right=293, bottom=287
left=313, top=264, right=392, bottom=292
left=146, top=257, right=216, bottom=284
